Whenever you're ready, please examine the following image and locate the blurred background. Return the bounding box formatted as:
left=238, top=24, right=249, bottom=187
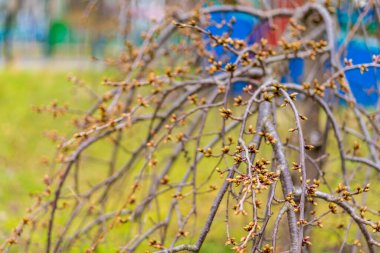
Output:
left=0, top=0, right=378, bottom=70
left=0, top=0, right=379, bottom=250
left=0, top=0, right=171, bottom=69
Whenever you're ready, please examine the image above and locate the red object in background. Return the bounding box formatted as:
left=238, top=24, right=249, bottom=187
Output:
left=266, top=0, right=305, bottom=45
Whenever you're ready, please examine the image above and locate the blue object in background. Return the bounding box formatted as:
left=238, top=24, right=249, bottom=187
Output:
left=283, top=39, right=380, bottom=107
left=205, top=8, right=380, bottom=106
left=281, top=58, right=304, bottom=84
left=206, top=11, right=261, bottom=63
left=338, top=37, right=380, bottom=106
left=206, top=10, right=267, bottom=94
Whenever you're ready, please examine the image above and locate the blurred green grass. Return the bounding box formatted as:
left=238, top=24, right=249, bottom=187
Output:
left=0, top=68, right=237, bottom=252
left=0, top=69, right=379, bottom=252
left=0, top=69, right=112, bottom=230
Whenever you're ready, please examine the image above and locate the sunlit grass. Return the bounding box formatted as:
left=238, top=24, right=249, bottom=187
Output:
left=0, top=69, right=379, bottom=252
left=0, top=69, right=114, bottom=233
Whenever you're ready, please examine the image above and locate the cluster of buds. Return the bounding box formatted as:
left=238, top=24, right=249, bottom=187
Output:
left=198, top=147, right=213, bottom=158
left=187, top=94, right=198, bottom=104
left=128, top=195, right=136, bottom=205
left=289, top=18, right=306, bottom=37
left=214, top=36, right=234, bottom=48
left=352, top=141, right=361, bottom=156
left=233, top=96, right=244, bottom=106
left=247, top=125, right=256, bottom=135
left=227, top=174, right=250, bottom=187
left=233, top=154, right=243, bottom=164
left=359, top=206, right=367, bottom=218
left=219, top=107, right=233, bottom=119
left=175, top=132, right=186, bottom=143
left=280, top=91, right=297, bottom=107
left=328, top=203, right=338, bottom=214
left=344, top=58, right=353, bottom=67
left=117, top=215, right=130, bottom=224
left=325, top=79, right=337, bottom=90
left=306, top=40, right=328, bottom=60
left=292, top=162, right=301, bottom=173
left=279, top=39, right=302, bottom=55
left=335, top=183, right=369, bottom=202
left=259, top=131, right=277, bottom=145
left=336, top=72, right=349, bottom=93
left=225, top=63, right=237, bottom=72
left=240, top=51, right=251, bottom=66
left=148, top=159, right=158, bottom=168
left=304, top=144, right=315, bottom=151
left=302, top=236, right=312, bottom=246
left=137, top=94, right=149, bottom=107
left=360, top=64, right=368, bottom=74
left=306, top=179, right=320, bottom=205
left=160, top=175, right=169, bottom=185
left=227, top=159, right=278, bottom=190
left=233, top=39, right=246, bottom=50
left=307, top=79, right=326, bottom=97
left=177, top=229, right=189, bottom=238
left=232, top=245, right=246, bottom=253
left=243, top=84, right=254, bottom=93
left=225, top=237, right=237, bottom=246
left=101, top=91, right=115, bottom=102
left=251, top=38, right=276, bottom=61
left=73, top=131, right=90, bottom=141
left=212, top=36, right=246, bottom=51
left=286, top=192, right=300, bottom=212
left=235, top=145, right=243, bottom=154
left=297, top=219, right=308, bottom=226
left=312, top=220, right=323, bottom=228
left=372, top=221, right=380, bottom=232
left=149, top=239, right=163, bottom=249
left=32, top=101, right=69, bottom=118
left=247, top=144, right=259, bottom=154
left=263, top=91, right=274, bottom=102
left=252, top=159, right=280, bottom=188
left=207, top=60, right=223, bottom=74
left=243, top=221, right=258, bottom=232
left=98, top=104, right=109, bottom=122
left=335, top=183, right=352, bottom=201
left=172, top=192, right=184, bottom=200
left=372, top=54, right=380, bottom=63
left=299, top=114, right=308, bottom=121
left=270, top=83, right=287, bottom=97
left=166, top=66, right=189, bottom=78
left=355, top=184, right=370, bottom=194
left=262, top=244, right=273, bottom=253
left=221, top=145, right=230, bottom=154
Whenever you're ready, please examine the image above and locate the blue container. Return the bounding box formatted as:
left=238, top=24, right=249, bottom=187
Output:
left=205, top=8, right=380, bottom=106
left=205, top=10, right=266, bottom=94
